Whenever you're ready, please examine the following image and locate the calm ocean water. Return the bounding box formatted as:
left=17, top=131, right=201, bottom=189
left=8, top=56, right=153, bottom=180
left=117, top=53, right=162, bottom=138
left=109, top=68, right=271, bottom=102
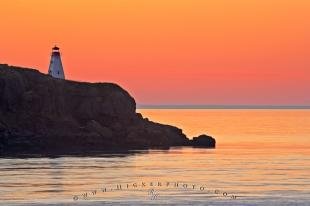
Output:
left=0, top=109, right=309, bottom=205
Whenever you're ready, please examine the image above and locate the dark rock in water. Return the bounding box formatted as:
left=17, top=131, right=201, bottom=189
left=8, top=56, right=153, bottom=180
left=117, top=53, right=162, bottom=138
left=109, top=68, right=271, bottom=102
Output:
left=0, top=64, right=215, bottom=155
left=190, top=134, right=216, bottom=148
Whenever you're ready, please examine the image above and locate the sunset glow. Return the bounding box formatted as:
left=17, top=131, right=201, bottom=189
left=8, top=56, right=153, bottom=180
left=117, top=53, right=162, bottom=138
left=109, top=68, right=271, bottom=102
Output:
left=1, top=0, right=309, bottom=105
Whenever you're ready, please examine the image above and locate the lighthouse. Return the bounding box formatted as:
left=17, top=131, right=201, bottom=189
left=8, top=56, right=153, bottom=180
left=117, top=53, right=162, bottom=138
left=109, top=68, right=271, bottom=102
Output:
left=48, top=46, right=65, bottom=79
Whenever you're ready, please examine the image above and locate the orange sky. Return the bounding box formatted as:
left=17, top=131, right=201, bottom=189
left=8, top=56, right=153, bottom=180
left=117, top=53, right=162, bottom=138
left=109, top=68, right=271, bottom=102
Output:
left=1, top=0, right=309, bottom=105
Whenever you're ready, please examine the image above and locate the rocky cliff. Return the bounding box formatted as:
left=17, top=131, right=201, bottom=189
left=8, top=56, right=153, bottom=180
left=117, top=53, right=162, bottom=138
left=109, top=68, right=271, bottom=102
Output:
left=0, top=64, right=215, bottom=155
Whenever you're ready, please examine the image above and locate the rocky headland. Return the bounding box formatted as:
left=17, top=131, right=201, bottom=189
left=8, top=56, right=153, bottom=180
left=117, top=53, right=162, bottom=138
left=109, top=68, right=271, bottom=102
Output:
left=0, top=64, right=215, bottom=156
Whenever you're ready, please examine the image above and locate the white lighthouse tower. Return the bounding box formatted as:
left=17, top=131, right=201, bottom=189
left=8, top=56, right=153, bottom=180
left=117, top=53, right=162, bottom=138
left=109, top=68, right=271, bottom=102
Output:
left=48, top=46, right=65, bottom=79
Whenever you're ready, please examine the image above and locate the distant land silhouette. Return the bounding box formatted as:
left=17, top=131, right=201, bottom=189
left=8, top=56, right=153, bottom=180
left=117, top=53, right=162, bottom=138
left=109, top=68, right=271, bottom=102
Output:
left=137, top=105, right=310, bottom=109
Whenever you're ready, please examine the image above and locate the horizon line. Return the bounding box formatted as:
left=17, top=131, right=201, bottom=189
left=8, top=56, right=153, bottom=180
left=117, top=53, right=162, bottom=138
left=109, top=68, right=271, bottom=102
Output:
left=137, top=104, right=310, bottom=109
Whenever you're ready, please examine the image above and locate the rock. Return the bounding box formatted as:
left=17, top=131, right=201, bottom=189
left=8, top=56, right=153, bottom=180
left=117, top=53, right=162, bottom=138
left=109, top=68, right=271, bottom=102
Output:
left=0, top=122, right=6, bottom=132
left=190, top=134, right=216, bottom=148
left=0, top=64, right=215, bottom=155
left=86, top=120, right=113, bottom=138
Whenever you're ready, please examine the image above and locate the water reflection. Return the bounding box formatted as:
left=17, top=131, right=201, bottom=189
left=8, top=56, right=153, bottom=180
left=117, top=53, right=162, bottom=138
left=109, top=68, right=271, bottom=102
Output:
left=0, top=150, right=151, bottom=159
left=0, top=146, right=309, bottom=205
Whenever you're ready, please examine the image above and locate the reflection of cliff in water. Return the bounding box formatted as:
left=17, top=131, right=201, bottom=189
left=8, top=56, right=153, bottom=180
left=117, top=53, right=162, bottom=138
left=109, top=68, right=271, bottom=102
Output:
left=0, top=150, right=151, bottom=159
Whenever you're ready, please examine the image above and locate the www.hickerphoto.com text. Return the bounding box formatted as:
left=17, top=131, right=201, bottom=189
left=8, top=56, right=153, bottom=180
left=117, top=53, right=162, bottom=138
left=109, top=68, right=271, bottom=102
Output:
left=73, top=181, right=238, bottom=201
